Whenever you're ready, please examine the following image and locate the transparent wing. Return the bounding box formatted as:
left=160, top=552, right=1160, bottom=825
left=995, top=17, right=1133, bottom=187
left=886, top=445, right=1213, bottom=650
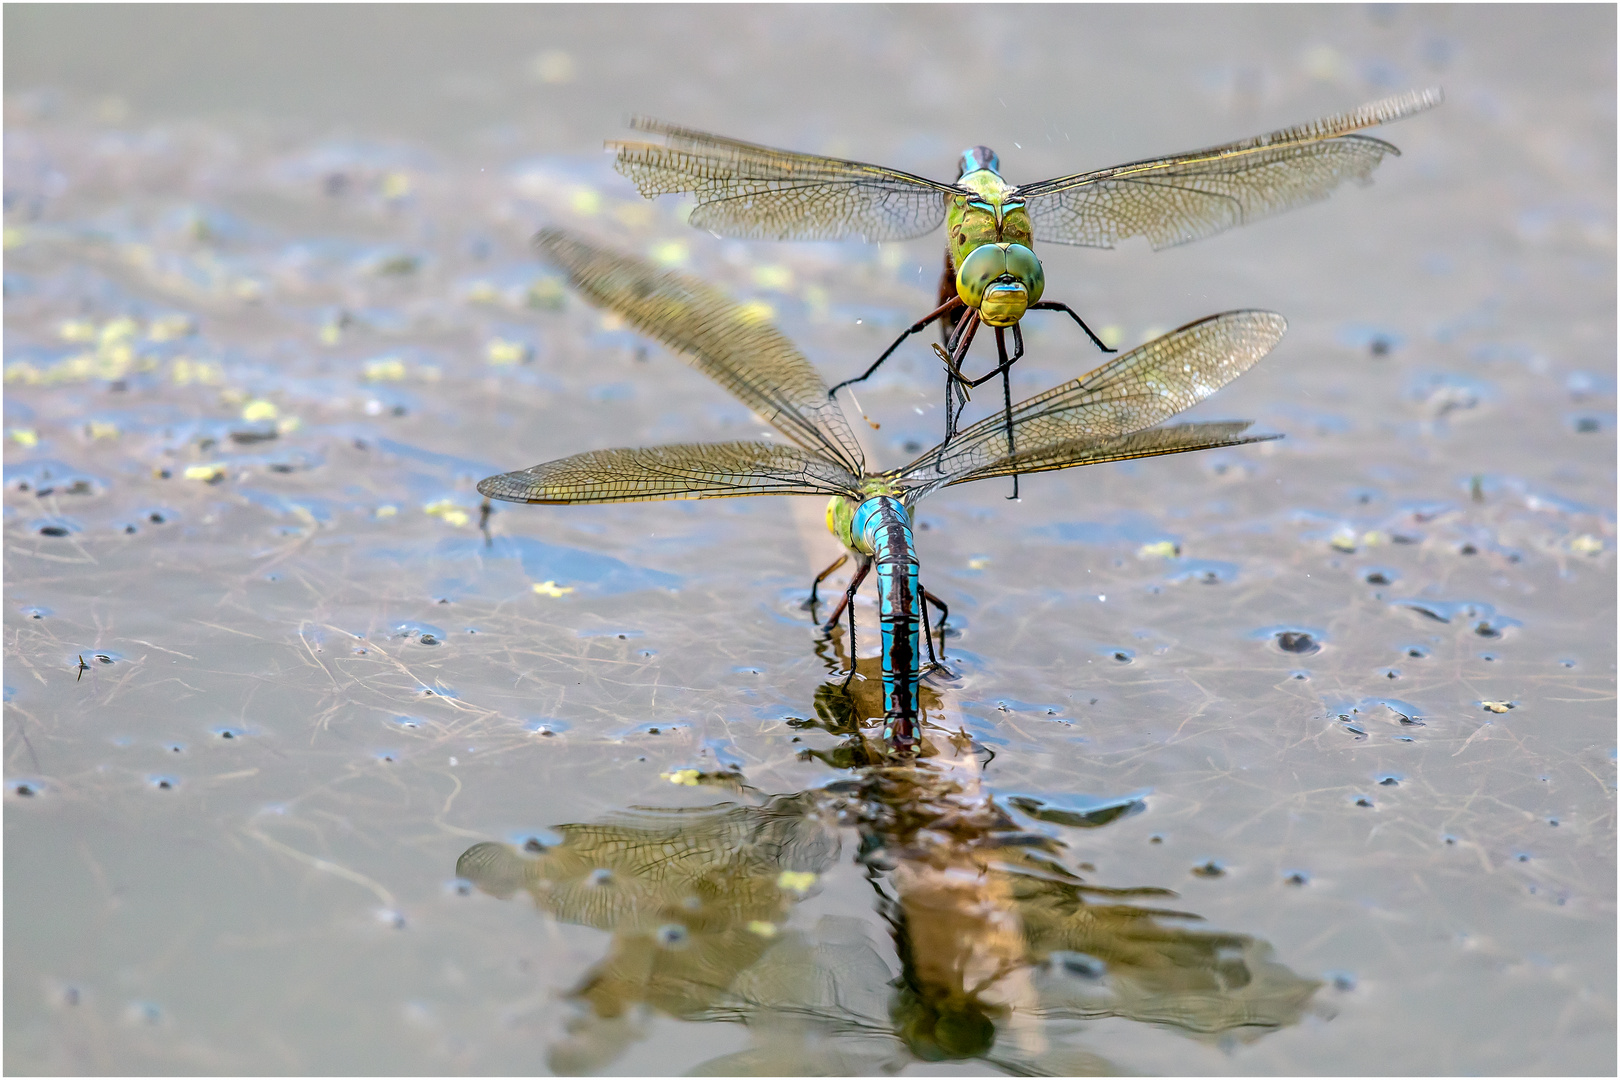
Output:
left=927, top=422, right=1277, bottom=495
left=610, top=117, right=959, bottom=242
left=477, top=442, right=862, bottom=505
left=1017, top=87, right=1442, bottom=249
left=898, top=311, right=1286, bottom=499
left=536, top=229, right=866, bottom=475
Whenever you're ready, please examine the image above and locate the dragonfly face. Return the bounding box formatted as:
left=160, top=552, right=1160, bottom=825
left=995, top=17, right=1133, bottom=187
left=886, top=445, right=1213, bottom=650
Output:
left=954, top=242, right=1045, bottom=327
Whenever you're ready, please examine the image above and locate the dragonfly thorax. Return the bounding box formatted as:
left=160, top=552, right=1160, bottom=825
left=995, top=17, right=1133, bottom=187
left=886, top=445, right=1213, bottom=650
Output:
left=825, top=491, right=908, bottom=556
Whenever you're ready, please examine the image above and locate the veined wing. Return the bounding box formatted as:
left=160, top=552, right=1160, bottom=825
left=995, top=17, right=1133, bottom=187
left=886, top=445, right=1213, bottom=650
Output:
left=897, top=311, right=1286, bottom=497
left=914, top=422, right=1277, bottom=498
left=477, top=442, right=862, bottom=505
left=536, top=229, right=865, bottom=475
left=1017, top=87, right=1442, bottom=249
left=611, top=117, right=959, bottom=242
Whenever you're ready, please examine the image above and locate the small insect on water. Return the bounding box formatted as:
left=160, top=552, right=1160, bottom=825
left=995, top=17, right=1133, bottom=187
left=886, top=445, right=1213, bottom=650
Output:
left=475, top=231, right=1286, bottom=747
left=610, top=88, right=1438, bottom=494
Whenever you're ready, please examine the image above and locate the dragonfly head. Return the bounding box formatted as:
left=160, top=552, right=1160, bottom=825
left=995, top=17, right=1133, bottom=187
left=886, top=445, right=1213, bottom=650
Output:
left=955, top=242, right=1045, bottom=326
left=958, top=145, right=1000, bottom=179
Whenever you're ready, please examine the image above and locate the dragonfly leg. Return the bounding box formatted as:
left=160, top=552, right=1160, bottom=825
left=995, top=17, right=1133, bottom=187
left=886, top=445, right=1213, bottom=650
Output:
left=828, top=298, right=961, bottom=399
left=805, top=552, right=849, bottom=610
left=920, top=586, right=950, bottom=663
left=1001, top=326, right=1021, bottom=500
left=839, top=561, right=870, bottom=689
left=822, top=557, right=871, bottom=636
left=478, top=497, right=493, bottom=547
left=1029, top=300, right=1117, bottom=354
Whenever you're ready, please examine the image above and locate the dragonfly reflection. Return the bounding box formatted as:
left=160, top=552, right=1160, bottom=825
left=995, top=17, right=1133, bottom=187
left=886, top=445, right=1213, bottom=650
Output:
left=455, top=653, right=1320, bottom=1074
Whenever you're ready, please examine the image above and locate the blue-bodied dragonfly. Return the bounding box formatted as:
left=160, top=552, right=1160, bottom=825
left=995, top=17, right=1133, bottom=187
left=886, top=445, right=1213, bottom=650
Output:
left=610, top=88, right=1437, bottom=492
left=479, top=230, right=1286, bottom=746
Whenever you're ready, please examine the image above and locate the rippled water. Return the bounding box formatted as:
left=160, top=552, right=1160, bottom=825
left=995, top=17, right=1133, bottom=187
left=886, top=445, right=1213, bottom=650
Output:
left=5, top=6, right=1614, bottom=1074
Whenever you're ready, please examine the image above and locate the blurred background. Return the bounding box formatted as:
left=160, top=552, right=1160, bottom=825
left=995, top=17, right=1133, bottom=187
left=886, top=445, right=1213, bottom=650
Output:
left=5, top=5, right=1614, bottom=1075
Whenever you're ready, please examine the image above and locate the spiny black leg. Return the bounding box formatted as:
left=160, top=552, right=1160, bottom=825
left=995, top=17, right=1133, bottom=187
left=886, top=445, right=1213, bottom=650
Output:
left=1029, top=300, right=1116, bottom=354
left=806, top=552, right=849, bottom=609
left=996, top=326, right=1019, bottom=500
left=822, top=558, right=871, bottom=635
left=920, top=591, right=939, bottom=668
left=829, top=298, right=962, bottom=399
left=961, top=320, right=1025, bottom=389
left=922, top=586, right=950, bottom=657
left=842, top=569, right=860, bottom=688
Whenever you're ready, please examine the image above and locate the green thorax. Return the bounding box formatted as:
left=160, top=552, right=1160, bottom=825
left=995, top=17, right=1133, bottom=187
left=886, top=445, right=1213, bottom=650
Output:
left=945, top=166, right=1034, bottom=275
left=825, top=478, right=904, bottom=553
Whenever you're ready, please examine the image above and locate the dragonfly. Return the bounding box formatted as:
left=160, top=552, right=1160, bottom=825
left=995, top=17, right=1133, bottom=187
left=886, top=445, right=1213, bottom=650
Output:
left=479, top=230, right=1286, bottom=745
left=610, top=87, right=1439, bottom=493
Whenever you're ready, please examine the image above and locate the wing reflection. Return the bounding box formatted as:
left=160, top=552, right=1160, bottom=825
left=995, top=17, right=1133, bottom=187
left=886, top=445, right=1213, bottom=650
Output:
left=457, top=647, right=1319, bottom=1074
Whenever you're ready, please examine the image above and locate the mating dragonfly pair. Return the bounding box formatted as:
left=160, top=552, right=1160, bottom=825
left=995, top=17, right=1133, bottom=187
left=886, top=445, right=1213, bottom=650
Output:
left=478, top=90, right=1440, bottom=746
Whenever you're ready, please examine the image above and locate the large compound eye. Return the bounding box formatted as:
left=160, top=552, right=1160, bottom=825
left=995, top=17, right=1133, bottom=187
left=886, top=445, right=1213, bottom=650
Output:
left=955, top=244, right=1009, bottom=309
left=1002, top=244, right=1045, bottom=305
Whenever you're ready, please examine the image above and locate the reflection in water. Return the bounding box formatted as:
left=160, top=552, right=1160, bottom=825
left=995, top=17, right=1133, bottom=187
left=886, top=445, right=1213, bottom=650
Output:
left=457, top=648, right=1319, bottom=1074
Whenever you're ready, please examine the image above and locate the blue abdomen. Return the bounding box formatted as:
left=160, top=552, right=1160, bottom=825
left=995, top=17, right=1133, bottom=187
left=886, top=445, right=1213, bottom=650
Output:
left=853, top=496, right=921, bottom=740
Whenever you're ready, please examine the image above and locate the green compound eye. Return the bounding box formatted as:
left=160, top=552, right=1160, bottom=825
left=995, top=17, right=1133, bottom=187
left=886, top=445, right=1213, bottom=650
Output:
left=954, top=244, right=1009, bottom=309
left=1001, top=244, right=1044, bottom=305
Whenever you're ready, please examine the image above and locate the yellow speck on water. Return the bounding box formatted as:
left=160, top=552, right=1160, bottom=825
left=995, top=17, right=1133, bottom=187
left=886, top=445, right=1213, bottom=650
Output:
left=59, top=319, right=98, bottom=343
left=364, top=356, right=407, bottom=381
left=375, top=505, right=398, bottom=519
left=1099, top=324, right=1124, bottom=349
left=172, top=358, right=225, bottom=386
left=9, top=428, right=39, bottom=448
left=99, top=317, right=139, bottom=347
left=3, top=226, right=24, bottom=250
left=752, top=264, right=794, bottom=291
left=1482, top=700, right=1514, bottom=714
left=381, top=172, right=412, bottom=200
left=527, top=278, right=566, bottom=311
left=570, top=187, right=602, bottom=217
left=1569, top=534, right=1604, bottom=555
left=319, top=322, right=343, bottom=346
left=776, top=870, right=817, bottom=894
left=86, top=420, right=120, bottom=441
left=967, top=556, right=990, bottom=570
left=219, top=387, right=249, bottom=406
left=746, top=921, right=778, bottom=938
left=1361, top=530, right=1389, bottom=547
left=532, top=580, right=574, bottom=598
left=1303, top=44, right=1349, bottom=81
left=424, top=500, right=470, bottom=528
left=1137, top=540, right=1180, bottom=559
left=242, top=399, right=279, bottom=422
left=184, top=463, right=227, bottom=483
left=663, top=768, right=702, bottom=786
left=649, top=239, right=688, bottom=267
left=613, top=202, right=654, bottom=228
left=530, top=49, right=575, bottom=84
left=147, top=314, right=195, bottom=342
left=735, top=300, right=775, bottom=325
left=1329, top=527, right=1359, bottom=553
left=276, top=416, right=303, bottom=435
left=485, top=338, right=532, bottom=366
left=464, top=281, right=500, bottom=305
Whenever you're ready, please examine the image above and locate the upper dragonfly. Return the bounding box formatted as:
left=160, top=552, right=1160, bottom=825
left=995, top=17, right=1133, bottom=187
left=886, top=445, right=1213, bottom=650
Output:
left=610, top=87, right=1438, bottom=491
left=479, top=230, right=1286, bottom=746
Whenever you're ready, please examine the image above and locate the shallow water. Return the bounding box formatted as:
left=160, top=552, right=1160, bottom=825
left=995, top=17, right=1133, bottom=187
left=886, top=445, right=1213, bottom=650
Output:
left=5, top=5, right=1615, bottom=1075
